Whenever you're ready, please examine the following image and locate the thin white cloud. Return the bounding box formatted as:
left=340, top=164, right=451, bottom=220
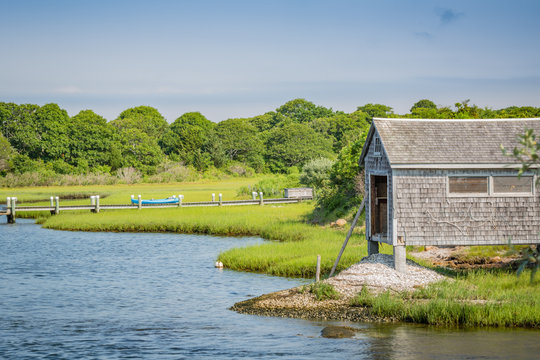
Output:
left=54, top=86, right=83, bottom=94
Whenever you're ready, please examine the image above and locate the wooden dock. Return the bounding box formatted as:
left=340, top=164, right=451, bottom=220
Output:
left=3, top=195, right=312, bottom=223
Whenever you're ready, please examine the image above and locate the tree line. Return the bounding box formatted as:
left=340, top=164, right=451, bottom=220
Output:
left=1, top=98, right=539, bottom=188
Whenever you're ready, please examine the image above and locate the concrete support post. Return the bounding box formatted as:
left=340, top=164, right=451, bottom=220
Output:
left=54, top=196, right=60, bottom=215
left=219, top=193, right=222, bottom=206
left=95, top=195, right=100, bottom=213
left=393, top=244, right=407, bottom=273
left=368, top=240, right=380, bottom=256
left=259, top=192, right=263, bottom=206
left=138, top=195, right=142, bottom=210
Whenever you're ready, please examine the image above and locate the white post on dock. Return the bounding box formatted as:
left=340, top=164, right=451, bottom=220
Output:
left=54, top=196, right=60, bottom=215
left=90, top=196, right=96, bottom=213
left=138, top=195, right=142, bottom=210
left=7, top=197, right=11, bottom=209
left=259, top=192, right=264, bottom=206
left=212, top=193, right=215, bottom=202
left=131, top=195, right=135, bottom=206
left=50, top=196, right=54, bottom=207
left=178, top=195, right=182, bottom=207
left=7, top=197, right=15, bottom=224
left=252, top=192, right=257, bottom=200
left=316, top=255, right=321, bottom=282
left=219, top=193, right=222, bottom=206
left=95, top=195, right=100, bottom=213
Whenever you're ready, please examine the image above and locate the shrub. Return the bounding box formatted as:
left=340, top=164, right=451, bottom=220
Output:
left=301, top=282, right=340, bottom=301
left=299, top=157, right=334, bottom=189
left=116, top=167, right=142, bottom=184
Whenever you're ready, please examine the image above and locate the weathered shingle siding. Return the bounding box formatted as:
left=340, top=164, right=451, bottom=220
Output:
left=364, top=129, right=394, bottom=245
left=394, top=169, right=539, bottom=245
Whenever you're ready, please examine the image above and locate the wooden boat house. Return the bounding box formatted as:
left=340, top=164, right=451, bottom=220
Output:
left=360, top=118, right=540, bottom=272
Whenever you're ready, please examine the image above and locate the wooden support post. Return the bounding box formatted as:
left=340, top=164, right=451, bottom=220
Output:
left=90, top=196, right=96, bottom=213
left=54, top=196, right=60, bottom=215
left=7, top=197, right=15, bottom=224
left=95, top=195, right=100, bottom=213
left=219, top=193, right=222, bottom=206
left=50, top=196, right=55, bottom=215
left=212, top=193, right=215, bottom=202
left=252, top=192, right=257, bottom=200
left=316, top=255, right=321, bottom=282
left=131, top=195, right=135, bottom=206
left=177, top=195, right=182, bottom=207
left=259, top=192, right=263, bottom=206
left=329, top=198, right=366, bottom=277
left=138, top=195, right=142, bottom=210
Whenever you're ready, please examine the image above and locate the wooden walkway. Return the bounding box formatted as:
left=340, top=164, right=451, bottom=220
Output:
left=3, top=196, right=312, bottom=223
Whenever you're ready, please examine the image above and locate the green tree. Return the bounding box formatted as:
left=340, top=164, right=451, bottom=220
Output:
left=0, top=103, right=41, bottom=156
left=0, top=133, right=15, bottom=174
left=159, top=112, right=214, bottom=168
left=116, top=128, right=164, bottom=174
left=112, top=106, right=169, bottom=138
left=265, top=123, right=333, bottom=172
left=68, top=110, right=115, bottom=169
left=276, top=99, right=334, bottom=123
left=215, top=118, right=264, bottom=170
left=410, top=99, right=437, bottom=112
left=356, top=103, right=393, bottom=120
left=31, top=103, right=71, bottom=161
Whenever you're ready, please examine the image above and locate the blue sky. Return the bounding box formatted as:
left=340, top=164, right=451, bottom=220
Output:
left=1, top=0, right=539, bottom=122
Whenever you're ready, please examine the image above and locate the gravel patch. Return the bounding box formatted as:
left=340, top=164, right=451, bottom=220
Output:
left=231, top=253, right=448, bottom=322
left=328, top=253, right=447, bottom=297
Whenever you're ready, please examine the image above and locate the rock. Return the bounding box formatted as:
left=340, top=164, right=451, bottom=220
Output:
left=329, top=222, right=336, bottom=227
left=321, top=326, right=357, bottom=338
left=492, top=256, right=502, bottom=262
left=335, top=219, right=347, bottom=227
left=425, top=246, right=435, bottom=251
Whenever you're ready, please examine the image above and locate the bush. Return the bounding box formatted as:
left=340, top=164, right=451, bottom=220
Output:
left=299, top=157, right=334, bottom=189
left=115, top=167, right=142, bottom=184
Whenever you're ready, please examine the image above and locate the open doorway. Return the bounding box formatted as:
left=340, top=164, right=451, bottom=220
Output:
left=370, top=175, right=388, bottom=237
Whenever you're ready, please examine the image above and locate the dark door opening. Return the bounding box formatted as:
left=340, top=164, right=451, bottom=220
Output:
left=370, top=175, right=388, bottom=237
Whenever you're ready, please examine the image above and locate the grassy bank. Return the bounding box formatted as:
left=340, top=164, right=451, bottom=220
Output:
left=42, top=202, right=370, bottom=278
left=352, top=270, right=540, bottom=328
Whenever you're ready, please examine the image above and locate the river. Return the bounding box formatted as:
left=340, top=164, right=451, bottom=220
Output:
left=1, top=219, right=538, bottom=359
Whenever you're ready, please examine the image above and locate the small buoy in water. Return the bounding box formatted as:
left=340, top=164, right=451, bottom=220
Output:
left=215, top=261, right=224, bottom=268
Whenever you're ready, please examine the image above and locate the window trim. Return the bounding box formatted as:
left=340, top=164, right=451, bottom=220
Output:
left=447, top=174, right=536, bottom=198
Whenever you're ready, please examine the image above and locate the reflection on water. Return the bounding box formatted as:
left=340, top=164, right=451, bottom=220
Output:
left=0, top=219, right=538, bottom=359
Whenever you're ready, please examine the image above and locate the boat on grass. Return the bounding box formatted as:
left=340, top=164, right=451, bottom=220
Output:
left=130, top=196, right=179, bottom=205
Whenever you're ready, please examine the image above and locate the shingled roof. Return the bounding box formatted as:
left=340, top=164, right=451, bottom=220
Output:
left=360, top=118, right=540, bottom=168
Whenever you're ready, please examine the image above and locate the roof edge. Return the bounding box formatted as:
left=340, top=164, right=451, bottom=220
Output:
left=373, top=117, right=540, bottom=122
left=391, top=163, right=539, bottom=169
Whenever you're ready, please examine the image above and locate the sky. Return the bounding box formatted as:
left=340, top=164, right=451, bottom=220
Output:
left=1, top=0, right=539, bottom=122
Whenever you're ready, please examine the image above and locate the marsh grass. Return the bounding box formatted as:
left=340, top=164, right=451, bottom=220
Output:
left=300, top=282, right=340, bottom=300
left=351, top=270, right=540, bottom=328
left=42, top=202, right=369, bottom=277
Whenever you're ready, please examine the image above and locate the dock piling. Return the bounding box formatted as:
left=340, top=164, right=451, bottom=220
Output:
left=7, top=197, right=15, bottom=223
left=259, top=192, right=264, bottom=206
left=252, top=192, right=257, bottom=200
left=212, top=193, right=215, bottom=202
left=219, top=193, right=222, bottom=206
left=316, top=255, right=321, bottom=282
left=54, top=196, right=60, bottom=215
left=95, top=195, right=100, bottom=213
left=138, top=195, right=142, bottom=210
left=50, top=196, right=55, bottom=215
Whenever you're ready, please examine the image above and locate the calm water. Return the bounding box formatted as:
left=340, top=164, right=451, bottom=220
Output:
left=1, top=219, right=539, bottom=359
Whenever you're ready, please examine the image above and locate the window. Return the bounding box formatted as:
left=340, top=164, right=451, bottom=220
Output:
left=493, top=176, right=533, bottom=194
left=449, top=177, right=488, bottom=194
left=374, top=137, right=381, bottom=155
